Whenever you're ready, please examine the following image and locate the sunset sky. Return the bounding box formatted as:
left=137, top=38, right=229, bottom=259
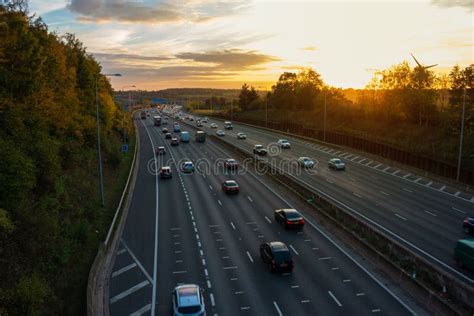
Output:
left=31, top=0, right=473, bottom=90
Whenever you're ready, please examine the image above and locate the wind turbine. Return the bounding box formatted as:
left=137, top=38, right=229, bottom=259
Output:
left=410, top=53, right=437, bottom=70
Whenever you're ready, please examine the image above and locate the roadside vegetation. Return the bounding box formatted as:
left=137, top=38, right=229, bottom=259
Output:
left=190, top=66, right=473, bottom=168
left=0, top=4, right=134, bottom=315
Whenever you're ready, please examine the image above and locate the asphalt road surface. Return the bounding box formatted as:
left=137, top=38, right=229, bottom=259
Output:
left=188, top=114, right=474, bottom=285
left=107, top=113, right=424, bottom=315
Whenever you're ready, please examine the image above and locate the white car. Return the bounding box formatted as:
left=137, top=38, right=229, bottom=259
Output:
left=298, top=157, right=315, bottom=168
left=210, top=123, right=218, bottom=129
left=172, top=284, right=206, bottom=316
left=328, top=158, right=345, bottom=170
left=277, top=139, right=291, bottom=149
left=237, top=132, right=247, bottom=139
left=216, top=130, right=225, bottom=136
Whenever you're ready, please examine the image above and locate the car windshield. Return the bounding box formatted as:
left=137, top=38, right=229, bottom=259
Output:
left=226, top=182, right=237, bottom=187
left=286, top=211, right=301, bottom=219
left=333, top=159, right=342, bottom=163
left=255, top=145, right=263, bottom=149
left=273, top=250, right=291, bottom=262
left=177, top=305, right=201, bottom=313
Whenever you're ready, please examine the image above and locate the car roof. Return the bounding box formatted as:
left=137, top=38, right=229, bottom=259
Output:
left=279, top=208, right=299, bottom=215
left=330, top=158, right=341, bottom=162
left=225, top=180, right=237, bottom=184
left=161, top=166, right=171, bottom=170
left=299, top=157, right=310, bottom=160
left=226, top=158, right=236, bottom=162
left=158, top=146, right=165, bottom=149
left=175, top=285, right=201, bottom=307
left=268, top=241, right=289, bottom=251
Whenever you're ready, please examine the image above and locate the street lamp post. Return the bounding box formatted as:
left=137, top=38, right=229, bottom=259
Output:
left=456, top=87, right=467, bottom=182
left=230, top=98, right=233, bottom=122
left=323, top=91, right=327, bottom=142
left=122, top=85, right=136, bottom=146
left=96, top=73, right=121, bottom=207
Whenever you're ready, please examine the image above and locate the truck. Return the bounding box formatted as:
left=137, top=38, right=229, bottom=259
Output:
left=454, top=239, right=474, bottom=271
left=153, top=115, right=162, bottom=126
left=224, top=121, right=233, bottom=130
left=195, top=131, right=206, bottom=143
left=180, top=131, right=190, bottom=142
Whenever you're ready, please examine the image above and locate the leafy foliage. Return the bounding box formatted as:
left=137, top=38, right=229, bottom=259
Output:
left=0, top=6, right=133, bottom=314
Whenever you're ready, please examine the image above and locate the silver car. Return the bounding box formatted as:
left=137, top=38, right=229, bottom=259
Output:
left=298, top=157, right=315, bottom=168
left=216, top=130, right=225, bottom=136
left=328, top=158, right=345, bottom=170
left=277, top=139, right=291, bottom=148
left=172, top=284, right=206, bottom=316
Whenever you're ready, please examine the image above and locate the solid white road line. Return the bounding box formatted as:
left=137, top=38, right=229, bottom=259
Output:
left=328, top=290, right=342, bottom=307
left=112, top=263, right=137, bottom=278
left=289, top=244, right=299, bottom=255
left=110, top=280, right=149, bottom=304
left=140, top=121, right=160, bottom=315
left=273, top=301, right=283, bottom=316
left=246, top=251, right=254, bottom=263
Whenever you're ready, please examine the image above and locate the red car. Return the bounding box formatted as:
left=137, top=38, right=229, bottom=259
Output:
left=274, top=209, right=305, bottom=230
left=222, top=180, right=240, bottom=194
left=224, top=158, right=238, bottom=170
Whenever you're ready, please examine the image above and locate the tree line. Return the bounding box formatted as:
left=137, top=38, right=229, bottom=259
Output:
left=1, top=4, right=132, bottom=314
left=232, top=64, right=473, bottom=165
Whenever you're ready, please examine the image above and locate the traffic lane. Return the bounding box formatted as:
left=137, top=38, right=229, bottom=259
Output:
left=121, top=118, right=157, bottom=275
left=158, top=135, right=270, bottom=314
left=148, top=124, right=213, bottom=314
left=149, top=125, right=218, bottom=314
left=197, top=140, right=414, bottom=315
left=108, top=117, right=157, bottom=315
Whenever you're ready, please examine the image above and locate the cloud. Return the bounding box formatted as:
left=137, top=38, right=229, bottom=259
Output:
left=302, top=46, right=317, bottom=51
left=93, top=52, right=172, bottom=62
left=66, top=0, right=250, bottom=24
left=176, top=49, right=280, bottom=70
left=431, top=0, right=473, bottom=11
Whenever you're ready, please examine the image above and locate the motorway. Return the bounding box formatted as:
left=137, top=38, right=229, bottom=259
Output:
left=107, top=113, right=423, bottom=315
left=190, top=114, right=474, bottom=284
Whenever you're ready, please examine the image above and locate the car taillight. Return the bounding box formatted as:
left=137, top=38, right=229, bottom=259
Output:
left=286, top=220, right=292, bottom=225
left=300, top=219, right=305, bottom=224
left=464, top=219, right=469, bottom=224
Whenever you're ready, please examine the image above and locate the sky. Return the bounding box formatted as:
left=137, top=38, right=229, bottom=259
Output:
left=29, top=0, right=473, bottom=90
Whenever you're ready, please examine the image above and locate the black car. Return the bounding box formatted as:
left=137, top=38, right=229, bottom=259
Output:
left=162, top=127, right=169, bottom=133
left=274, top=209, right=305, bottom=230
left=160, top=166, right=172, bottom=179
left=165, top=132, right=172, bottom=139
left=259, top=241, right=294, bottom=273
left=463, top=216, right=474, bottom=234
left=171, top=138, right=179, bottom=146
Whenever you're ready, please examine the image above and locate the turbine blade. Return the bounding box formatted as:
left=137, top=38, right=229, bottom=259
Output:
left=410, top=53, right=422, bottom=67
left=424, top=64, right=437, bottom=69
